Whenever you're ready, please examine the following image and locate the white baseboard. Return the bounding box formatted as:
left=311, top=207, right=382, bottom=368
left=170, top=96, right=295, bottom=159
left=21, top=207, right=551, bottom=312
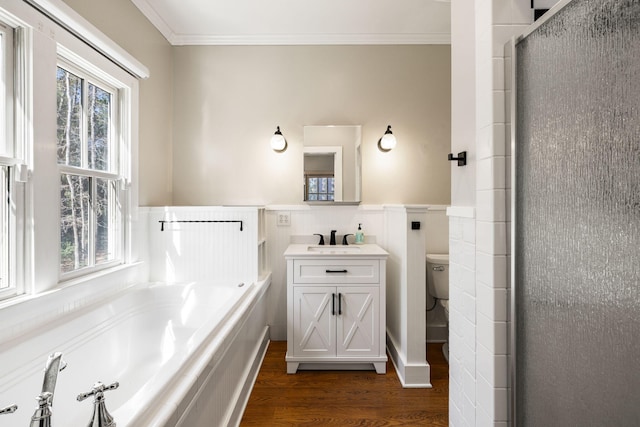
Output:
left=386, top=333, right=432, bottom=388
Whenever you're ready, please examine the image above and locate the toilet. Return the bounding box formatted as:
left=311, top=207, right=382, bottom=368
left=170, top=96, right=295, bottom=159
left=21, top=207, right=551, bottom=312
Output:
left=426, top=253, right=449, bottom=362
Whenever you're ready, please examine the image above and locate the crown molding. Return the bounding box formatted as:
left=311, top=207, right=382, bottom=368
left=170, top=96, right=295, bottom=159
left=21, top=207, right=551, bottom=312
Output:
left=169, top=33, right=451, bottom=46
left=129, top=0, right=174, bottom=44
left=131, top=0, right=451, bottom=46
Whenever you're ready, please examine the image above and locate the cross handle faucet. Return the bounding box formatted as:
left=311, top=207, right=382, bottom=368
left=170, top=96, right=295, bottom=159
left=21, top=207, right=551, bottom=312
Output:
left=77, top=381, right=119, bottom=427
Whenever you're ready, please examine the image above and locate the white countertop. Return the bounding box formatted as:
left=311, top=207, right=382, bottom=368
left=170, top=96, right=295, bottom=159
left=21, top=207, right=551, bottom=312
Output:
left=284, top=243, right=389, bottom=258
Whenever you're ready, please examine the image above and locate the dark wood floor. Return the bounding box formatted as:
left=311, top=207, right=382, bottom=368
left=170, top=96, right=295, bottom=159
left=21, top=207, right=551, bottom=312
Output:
left=240, top=341, right=449, bottom=426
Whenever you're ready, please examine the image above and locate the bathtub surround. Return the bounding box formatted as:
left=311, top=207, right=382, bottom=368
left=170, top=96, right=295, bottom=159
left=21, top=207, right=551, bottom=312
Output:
left=0, top=281, right=270, bottom=426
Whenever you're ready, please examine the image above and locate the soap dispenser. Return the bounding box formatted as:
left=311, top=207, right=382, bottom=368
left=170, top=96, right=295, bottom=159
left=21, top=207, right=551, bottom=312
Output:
left=355, top=223, right=364, bottom=244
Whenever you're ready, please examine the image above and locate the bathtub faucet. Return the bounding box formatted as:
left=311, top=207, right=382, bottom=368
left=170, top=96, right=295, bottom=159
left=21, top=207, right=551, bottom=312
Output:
left=30, top=392, right=53, bottom=427
left=30, top=352, right=67, bottom=427
left=41, top=352, right=67, bottom=403
left=77, top=381, right=120, bottom=427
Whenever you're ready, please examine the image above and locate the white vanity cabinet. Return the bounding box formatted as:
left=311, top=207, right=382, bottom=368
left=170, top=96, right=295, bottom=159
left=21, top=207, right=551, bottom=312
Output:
left=284, top=244, right=388, bottom=374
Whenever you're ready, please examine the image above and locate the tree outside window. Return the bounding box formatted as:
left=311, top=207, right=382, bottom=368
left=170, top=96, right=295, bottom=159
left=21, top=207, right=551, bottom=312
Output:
left=57, top=65, right=121, bottom=274
left=305, top=175, right=335, bottom=201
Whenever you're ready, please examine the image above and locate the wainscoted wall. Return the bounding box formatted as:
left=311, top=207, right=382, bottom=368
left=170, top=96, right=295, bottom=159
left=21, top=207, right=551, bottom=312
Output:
left=144, top=207, right=266, bottom=285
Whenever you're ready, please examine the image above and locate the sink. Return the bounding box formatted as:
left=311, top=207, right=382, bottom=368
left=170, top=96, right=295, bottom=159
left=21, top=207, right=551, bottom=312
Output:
left=307, top=245, right=362, bottom=254
left=285, top=243, right=387, bottom=258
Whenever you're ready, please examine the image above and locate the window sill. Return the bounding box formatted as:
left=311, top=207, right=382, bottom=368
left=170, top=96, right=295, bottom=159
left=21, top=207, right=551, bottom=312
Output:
left=57, top=261, right=142, bottom=290
left=0, top=262, right=141, bottom=311
left=0, top=262, right=143, bottom=343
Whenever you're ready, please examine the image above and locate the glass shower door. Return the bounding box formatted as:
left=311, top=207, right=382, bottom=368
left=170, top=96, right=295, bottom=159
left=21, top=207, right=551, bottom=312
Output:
left=514, top=0, right=640, bottom=425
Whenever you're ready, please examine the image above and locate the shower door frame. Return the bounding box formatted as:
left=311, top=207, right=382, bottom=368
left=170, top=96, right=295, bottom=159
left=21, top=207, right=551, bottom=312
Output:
left=508, top=0, right=575, bottom=425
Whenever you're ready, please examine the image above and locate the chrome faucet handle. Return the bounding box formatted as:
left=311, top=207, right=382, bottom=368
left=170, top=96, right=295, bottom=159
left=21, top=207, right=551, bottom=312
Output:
left=77, top=381, right=120, bottom=402
left=0, top=404, right=17, bottom=414
left=78, top=382, right=119, bottom=427
left=35, top=392, right=53, bottom=407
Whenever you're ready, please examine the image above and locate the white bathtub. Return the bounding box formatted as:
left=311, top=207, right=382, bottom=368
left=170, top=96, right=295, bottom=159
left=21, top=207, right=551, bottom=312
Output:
left=0, top=279, right=270, bottom=426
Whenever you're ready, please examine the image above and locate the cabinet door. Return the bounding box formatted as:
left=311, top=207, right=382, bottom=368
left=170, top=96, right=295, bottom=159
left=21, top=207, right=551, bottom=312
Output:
left=336, top=286, right=380, bottom=357
left=292, top=286, right=336, bottom=357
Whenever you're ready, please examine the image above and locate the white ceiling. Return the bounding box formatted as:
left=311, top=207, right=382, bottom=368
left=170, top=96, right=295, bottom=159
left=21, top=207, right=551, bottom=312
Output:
left=130, top=0, right=451, bottom=46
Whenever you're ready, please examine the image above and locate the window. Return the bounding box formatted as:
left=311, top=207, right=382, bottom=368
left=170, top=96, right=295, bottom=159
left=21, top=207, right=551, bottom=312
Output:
left=57, top=63, right=123, bottom=275
left=0, top=21, right=17, bottom=299
left=0, top=166, right=9, bottom=293
left=305, top=175, right=335, bottom=201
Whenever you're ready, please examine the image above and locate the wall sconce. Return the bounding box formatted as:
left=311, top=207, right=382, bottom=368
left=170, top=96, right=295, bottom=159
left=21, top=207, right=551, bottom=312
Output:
left=377, top=125, right=397, bottom=152
left=270, top=126, right=287, bottom=152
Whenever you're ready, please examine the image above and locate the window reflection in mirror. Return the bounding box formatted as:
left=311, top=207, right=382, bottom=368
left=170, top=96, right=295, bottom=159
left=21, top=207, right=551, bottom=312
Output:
left=304, top=152, right=336, bottom=201
left=303, top=126, right=361, bottom=204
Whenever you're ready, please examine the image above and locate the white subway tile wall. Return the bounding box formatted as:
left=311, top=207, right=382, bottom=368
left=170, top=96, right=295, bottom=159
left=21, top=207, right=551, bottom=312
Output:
left=449, top=212, right=476, bottom=426
left=450, top=1, right=533, bottom=425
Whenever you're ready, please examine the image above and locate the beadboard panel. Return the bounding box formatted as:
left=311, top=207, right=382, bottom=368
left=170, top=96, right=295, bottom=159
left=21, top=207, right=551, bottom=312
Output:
left=145, top=207, right=262, bottom=285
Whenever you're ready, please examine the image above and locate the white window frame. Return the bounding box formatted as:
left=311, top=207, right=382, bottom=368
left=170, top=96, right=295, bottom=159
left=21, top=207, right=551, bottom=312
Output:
left=0, top=164, right=15, bottom=300
left=0, top=19, right=26, bottom=301
left=57, top=57, right=126, bottom=280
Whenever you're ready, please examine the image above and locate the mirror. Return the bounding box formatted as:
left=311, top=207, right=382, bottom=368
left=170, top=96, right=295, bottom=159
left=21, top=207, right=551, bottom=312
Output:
left=303, top=125, right=361, bottom=203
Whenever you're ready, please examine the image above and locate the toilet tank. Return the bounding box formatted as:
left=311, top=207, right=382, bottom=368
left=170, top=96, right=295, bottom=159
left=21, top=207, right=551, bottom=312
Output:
left=426, top=253, right=449, bottom=300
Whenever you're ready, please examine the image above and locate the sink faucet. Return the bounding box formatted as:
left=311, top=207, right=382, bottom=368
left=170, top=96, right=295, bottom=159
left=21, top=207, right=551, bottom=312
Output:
left=313, top=233, right=325, bottom=245
left=330, top=230, right=337, bottom=245
left=30, top=352, right=66, bottom=427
